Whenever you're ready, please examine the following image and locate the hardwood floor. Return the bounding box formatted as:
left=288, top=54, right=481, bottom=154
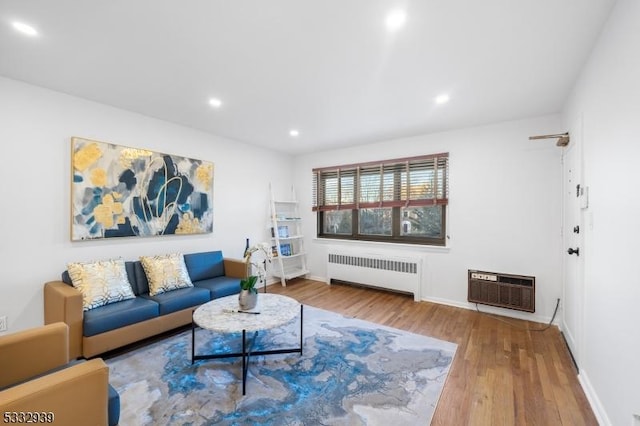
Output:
left=268, top=278, right=598, bottom=426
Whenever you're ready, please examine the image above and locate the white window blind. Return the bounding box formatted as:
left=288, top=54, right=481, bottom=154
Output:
left=313, top=153, right=449, bottom=211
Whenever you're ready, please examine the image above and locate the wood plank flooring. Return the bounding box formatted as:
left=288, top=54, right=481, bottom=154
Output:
left=268, top=278, right=597, bottom=425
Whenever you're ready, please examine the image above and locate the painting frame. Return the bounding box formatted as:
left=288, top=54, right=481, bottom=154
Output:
left=70, top=137, right=214, bottom=241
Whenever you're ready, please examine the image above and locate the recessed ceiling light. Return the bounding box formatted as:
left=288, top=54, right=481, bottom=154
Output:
left=208, top=98, right=222, bottom=108
left=12, top=21, right=38, bottom=37
left=289, top=129, right=299, bottom=137
left=435, top=94, right=450, bottom=105
left=385, top=10, right=407, bottom=32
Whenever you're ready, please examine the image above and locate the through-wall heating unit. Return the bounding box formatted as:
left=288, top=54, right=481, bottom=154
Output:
left=468, top=269, right=535, bottom=312
left=326, top=249, right=422, bottom=301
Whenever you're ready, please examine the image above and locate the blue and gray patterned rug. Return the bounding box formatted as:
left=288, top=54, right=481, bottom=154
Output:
left=106, top=306, right=457, bottom=425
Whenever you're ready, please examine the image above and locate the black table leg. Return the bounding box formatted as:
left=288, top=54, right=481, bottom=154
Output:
left=242, top=329, right=246, bottom=395
left=192, top=304, right=305, bottom=395
left=191, top=311, right=196, bottom=365
left=241, top=329, right=260, bottom=395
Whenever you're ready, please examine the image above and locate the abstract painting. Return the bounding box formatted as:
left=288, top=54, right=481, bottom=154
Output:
left=71, top=137, right=213, bottom=240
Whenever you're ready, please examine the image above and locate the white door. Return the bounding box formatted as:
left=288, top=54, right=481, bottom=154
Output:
left=561, top=120, right=585, bottom=369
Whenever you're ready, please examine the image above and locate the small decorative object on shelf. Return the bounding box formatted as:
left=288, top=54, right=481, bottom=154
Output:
left=243, top=238, right=250, bottom=257
left=280, top=243, right=292, bottom=256
left=278, top=225, right=289, bottom=238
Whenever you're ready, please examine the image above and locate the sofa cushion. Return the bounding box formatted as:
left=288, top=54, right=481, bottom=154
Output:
left=0, top=358, right=82, bottom=392
left=132, top=261, right=150, bottom=295
left=83, top=297, right=159, bottom=337
left=67, top=258, right=136, bottom=311
left=140, top=253, right=193, bottom=296
left=141, top=286, right=210, bottom=315
left=62, top=261, right=137, bottom=292
left=194, top=276, right=242, bottom=299
left=184, top=251, right=225, bottom=281
left=123, top=261, right=139, bottom=295
left=108, top=383, right=120, bottom=426
left=131, top=260, right=186, bottom=296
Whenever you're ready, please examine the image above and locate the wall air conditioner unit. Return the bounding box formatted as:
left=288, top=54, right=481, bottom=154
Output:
left=468, top=270, right=535, bottom=313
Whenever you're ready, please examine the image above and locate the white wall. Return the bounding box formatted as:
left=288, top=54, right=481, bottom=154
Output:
left=293, top=114, right=564, bottom=324
left=0, top=76, right=293, bottom=334
left=562, top=0, right=640, bottom=424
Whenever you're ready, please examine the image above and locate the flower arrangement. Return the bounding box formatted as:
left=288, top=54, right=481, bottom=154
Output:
left=242, top=242, right=273, bottom=293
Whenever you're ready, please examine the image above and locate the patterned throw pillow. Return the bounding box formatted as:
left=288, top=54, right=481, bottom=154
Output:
left=139, top=253, right=193, bottom=296
left=67, top=258, right=136, bottom=311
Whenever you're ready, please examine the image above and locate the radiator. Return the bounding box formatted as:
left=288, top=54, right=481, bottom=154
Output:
left=467, top=269, right=535, bottom=312
left=326, top=249, right=422, bottom=301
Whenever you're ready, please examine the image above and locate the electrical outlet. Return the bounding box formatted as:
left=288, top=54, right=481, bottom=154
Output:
left=0, top=315, right=7, bottom=332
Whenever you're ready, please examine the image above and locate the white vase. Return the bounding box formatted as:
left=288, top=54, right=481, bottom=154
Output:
left=238, top=289, right=258, bottom=310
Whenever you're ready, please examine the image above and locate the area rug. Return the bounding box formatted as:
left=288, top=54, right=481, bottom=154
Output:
left=106, top=305, right=457, bottom=425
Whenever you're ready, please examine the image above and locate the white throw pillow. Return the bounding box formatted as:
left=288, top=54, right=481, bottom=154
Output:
left=67, top=258, right=136, bottom=311
left=139, top=253, right=193, bottom=296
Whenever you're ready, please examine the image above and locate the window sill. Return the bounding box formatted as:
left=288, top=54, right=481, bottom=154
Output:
left=312, top=237, right=451, bottom=254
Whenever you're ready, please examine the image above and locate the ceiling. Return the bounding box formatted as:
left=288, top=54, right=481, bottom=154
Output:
left=0, top=0, right=615, bottom=155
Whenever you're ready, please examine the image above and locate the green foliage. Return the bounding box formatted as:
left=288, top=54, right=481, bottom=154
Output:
left=240, top=275, right=259, bottom=294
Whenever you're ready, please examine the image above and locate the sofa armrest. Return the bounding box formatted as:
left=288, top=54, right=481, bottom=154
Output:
left=0, top=322, right=70, bottom=388
left=0, top=358, right=109, bottom=425
left=44, top=281, right=84, bottom=360
left=223, top=258, right=249, bottom=279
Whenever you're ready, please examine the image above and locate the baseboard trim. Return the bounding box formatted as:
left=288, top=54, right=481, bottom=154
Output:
left=578, top=370, right=612, bottom=426
left=559, top=331, right=579, bottom=373
left=422, top=295, right=557, bottom=326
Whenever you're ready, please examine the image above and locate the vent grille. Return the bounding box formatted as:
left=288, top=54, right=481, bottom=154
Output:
left=326, top=250, right=422, bottom=301
left=328, top=253, right=417, bottom=274
left=468, top=269, right=535, bottom=312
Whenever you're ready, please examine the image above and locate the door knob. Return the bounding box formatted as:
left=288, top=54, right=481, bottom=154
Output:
left=567, top=247, right=580, bottom=256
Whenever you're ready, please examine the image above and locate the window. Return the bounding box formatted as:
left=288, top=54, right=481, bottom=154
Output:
left=312, top=153, right=449, bottom=245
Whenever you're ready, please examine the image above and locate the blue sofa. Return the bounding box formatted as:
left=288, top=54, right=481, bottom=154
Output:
left=44, top=251, right=247, bottom=359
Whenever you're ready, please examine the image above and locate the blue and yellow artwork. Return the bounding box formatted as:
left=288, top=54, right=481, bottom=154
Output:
left=71, top=137, right=214, bottom=240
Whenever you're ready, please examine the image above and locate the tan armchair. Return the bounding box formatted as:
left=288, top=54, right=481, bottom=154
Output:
left=0, top=322, right=113, bottom=425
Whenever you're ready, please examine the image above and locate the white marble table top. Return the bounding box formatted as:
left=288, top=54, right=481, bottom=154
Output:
left=193, top=293, right=301, bottom=333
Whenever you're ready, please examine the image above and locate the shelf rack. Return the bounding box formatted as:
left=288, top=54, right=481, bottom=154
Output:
left=269, top=184, right=308, bottom=286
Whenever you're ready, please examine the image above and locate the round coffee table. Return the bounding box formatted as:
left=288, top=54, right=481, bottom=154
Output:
left=191, top=293, right=303, bottom=395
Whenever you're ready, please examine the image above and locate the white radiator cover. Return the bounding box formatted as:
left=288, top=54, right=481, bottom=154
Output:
left=326, top=248, right=422, bottom=301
